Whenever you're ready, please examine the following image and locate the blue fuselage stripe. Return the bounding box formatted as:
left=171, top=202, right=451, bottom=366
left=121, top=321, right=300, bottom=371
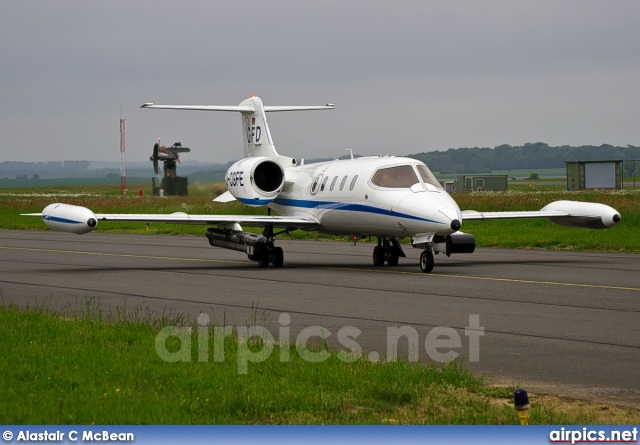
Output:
left=237, top=197, right=273, bottom=206
left=42, top=215, right=83, bottom=224
left=272, top=198, right=444, bottom=224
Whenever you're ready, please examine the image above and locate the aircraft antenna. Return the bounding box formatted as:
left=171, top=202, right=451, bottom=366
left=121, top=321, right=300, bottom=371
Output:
left=345, top=148, right=354, bottom=160
left=119, top=108, right=127, bottom=195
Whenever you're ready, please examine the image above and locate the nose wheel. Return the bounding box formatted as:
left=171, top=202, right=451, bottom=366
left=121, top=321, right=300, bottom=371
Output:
left=419, top=249, right=434, bottom=273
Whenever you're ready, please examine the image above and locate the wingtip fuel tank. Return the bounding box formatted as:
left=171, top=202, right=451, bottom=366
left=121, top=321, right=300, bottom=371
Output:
left=39, top=203, right=98, bottom=234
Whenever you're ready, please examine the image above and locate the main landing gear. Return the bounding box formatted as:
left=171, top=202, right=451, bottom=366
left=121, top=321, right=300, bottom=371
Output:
left=253, top=224, right=286, bottom=268
left=256, top=245, right=284, bottom=268
left=372, top=237, right=406, bottom=267
left=205, top=224, right=288, bottom=268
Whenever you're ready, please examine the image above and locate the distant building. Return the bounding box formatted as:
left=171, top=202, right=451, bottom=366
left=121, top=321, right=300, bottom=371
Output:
left=444, top=181, right=456, bottom=193
left=565, top=160, right=622, bottom=190
left=455, top=174, right=508, bottom=192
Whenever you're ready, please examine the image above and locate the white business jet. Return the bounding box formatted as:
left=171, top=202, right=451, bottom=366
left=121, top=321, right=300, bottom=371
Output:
left=25, top=95, right=621, bottom=272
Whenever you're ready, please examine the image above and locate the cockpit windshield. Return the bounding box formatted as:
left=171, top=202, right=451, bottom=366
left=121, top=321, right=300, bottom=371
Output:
left=416, top=164, right=442, bottom=188
left=370, top=165, right=420, bottom=188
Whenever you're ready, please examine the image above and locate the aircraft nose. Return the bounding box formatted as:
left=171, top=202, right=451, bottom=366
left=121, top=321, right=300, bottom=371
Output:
left=438, top=207, right=461, bottom=232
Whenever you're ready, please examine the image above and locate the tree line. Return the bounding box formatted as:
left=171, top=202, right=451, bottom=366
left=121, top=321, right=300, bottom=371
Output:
left=408, top=143, right=640, bottom=175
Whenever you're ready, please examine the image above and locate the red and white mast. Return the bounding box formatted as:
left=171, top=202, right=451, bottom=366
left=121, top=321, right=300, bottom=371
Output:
left=119, top=109, right=126, bottom=194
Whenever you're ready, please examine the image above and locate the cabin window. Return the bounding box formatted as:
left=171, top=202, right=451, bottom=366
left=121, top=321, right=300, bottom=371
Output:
left=349, top=175, right=358, bottom=191
left=330, top=176, right=338, bottom=191
left=416, top=164, right=442, bottom=188
left=320, top=176, right=329, bottom=192
left=339, top=176, right=348, bottom=191
left=371, top=165, right=419, bottom=188
left=311, top=175, right=322, bottom=195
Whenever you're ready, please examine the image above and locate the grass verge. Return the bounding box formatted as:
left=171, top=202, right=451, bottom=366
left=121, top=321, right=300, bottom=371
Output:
left=1, top=300, right=638, bottom=425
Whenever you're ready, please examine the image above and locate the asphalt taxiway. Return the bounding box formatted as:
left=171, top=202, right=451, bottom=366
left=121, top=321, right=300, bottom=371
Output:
left=1, top=230, right=638, bottom=406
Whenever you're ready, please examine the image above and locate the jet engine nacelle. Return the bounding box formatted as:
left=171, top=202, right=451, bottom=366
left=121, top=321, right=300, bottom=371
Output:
left=40, top=203, right=98, bottom=234
left=542, top=200, right=621, bottom=230
left=225, top=157, right=284, bottom=207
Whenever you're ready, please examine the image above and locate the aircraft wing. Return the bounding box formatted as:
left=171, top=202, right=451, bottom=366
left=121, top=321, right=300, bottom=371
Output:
left=23, top=203, right=320, bottom=234
left=461, top=200, right=621, bottom=230
left=93, top=213, right=319, bottom=228
left=461, top=209, right=568, bottom=220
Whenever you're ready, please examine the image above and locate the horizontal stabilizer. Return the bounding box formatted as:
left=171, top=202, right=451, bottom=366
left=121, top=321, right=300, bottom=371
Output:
left=264, top=105, right=335, bottom=112
left=141, top=96, right=335, bottom=159
left=141, top=103, right=335, bottom=113
left=141, top=104, right=253, bottom=113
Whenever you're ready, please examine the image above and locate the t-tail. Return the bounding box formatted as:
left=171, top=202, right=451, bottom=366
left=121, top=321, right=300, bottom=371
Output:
left=141, top=95, right=335, bottom=160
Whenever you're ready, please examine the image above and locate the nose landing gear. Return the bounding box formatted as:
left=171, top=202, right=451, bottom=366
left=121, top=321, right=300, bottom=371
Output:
left=372, top=237, right=405, bottom=267
left=419, top=249, right=435, bottom=273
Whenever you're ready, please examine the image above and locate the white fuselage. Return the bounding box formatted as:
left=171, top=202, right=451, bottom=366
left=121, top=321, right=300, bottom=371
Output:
left=268, top=156, right=461, bottom=237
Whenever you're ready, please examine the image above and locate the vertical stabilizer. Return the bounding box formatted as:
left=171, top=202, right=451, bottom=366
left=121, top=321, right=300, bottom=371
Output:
left=239, top=96, right=277, bottom=159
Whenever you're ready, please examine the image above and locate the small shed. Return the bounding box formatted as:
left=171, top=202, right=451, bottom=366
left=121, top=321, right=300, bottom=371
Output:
left=456, top=175, right=508, bottom=192
left=565, top=160, right=622, bottom=190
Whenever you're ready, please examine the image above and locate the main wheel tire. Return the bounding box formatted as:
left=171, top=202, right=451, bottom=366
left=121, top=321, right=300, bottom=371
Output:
left=387, top=251, right=400, bottom=266
left=420, top=250, right=434, bottom=273
left=373, top=246, right=385, bottom=266
left=272, top=247, right=284, bottom=268
left=258, top=251, right=270, bottom=268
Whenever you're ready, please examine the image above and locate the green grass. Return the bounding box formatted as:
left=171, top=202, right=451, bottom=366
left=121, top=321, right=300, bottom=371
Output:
left=1, top=183, right=638, bottom=251
left=0, top=177, right=151, bottom=189
left=2, top=301, right=638, bottom=425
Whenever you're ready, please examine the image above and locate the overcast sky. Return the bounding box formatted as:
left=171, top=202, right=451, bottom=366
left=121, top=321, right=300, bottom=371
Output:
left=1, top=1, right=639, bottom=164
